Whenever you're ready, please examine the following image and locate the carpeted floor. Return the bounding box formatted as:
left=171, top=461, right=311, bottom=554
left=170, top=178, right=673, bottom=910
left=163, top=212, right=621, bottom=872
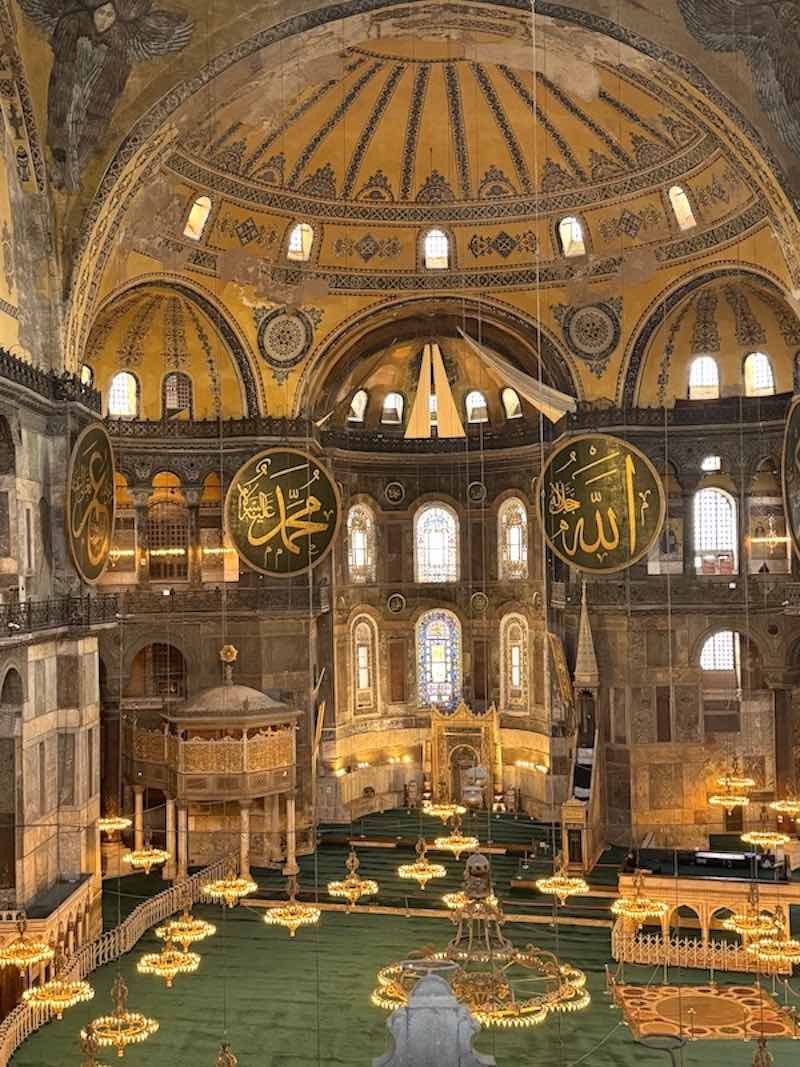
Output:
left=11, top=880, right=799, bottom=1066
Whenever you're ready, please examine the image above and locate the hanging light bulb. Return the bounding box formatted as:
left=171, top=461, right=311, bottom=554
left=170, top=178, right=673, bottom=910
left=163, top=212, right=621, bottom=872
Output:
left=0, top=915, right=54, bottom=970
left=21, top=944, right=94, bottom=1018
left=122, top=832, right=170, bottom=875
left=263, top=876, right=321, bottom=937
left=433, top=815, right=478, bottom=860
left=137, top=938, right=200, bottom=988
left=327, top=847, right=378, bottom=910
left=535, top=866, right=589, bottom=906
left=84, top=974, right=158, bottom=1058
left=611, top=872, right=668, bottom=927
left=397, top=838, right=447, bottom=889
left=202, top=862, right=257, bottom=908
left=155, top=908, right=216, bottom=953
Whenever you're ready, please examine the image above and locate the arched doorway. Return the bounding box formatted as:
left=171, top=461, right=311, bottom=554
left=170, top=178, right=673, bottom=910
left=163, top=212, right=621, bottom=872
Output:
left=449, top=744, right=480, bottom=804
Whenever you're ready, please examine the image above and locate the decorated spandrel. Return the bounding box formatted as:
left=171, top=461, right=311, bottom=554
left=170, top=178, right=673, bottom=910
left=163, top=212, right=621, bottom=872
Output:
left=225, top=448, right=340, bottom=577
left=782, top=396, right=800, bottom=559
left=66, top=423, right=115, bottom=584
left=537, top=433, right=665, bottom=574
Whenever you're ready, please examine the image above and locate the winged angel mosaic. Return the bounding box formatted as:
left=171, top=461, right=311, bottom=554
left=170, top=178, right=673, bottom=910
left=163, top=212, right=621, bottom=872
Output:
left=18, top=0, right=194, bottom=188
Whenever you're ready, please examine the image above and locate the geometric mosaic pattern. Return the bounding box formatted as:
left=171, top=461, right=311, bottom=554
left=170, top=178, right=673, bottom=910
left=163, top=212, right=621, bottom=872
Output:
left=617, top=984, right=795, bottom=1041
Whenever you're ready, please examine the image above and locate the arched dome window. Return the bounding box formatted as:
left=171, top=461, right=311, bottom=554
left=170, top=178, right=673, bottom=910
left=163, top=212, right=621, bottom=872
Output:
left=416, top=609, right=462, bottom=708
left=744, top=351, right=774, bottom=397
left=352, top=616, right=379, bottom=713
left=423, top=228, right=449, bottom=269
left=287, top=221, right=314, bottom=261
left=501, top=387, right=522, bottom=420
left=347, top=389, right=368, bottom=423
left=694, top=487, right=737, bottom=574
left=498, top=497, right=528, bottom=580
left=183, top=195, right=212, bottom=241
left=465, top=390, right=489, bottom=424
left=381, top=392, right=404, bottom=425
left=500, top=613, right=529, bottom=711
left=414, top=503, right=459, bottom=583
left=688, top=355, right=719, bottom=400
left=347, top=504, right=376, bottom=584
left=700, top=630, right=738, bottom=672
left=163, top=372, right=192, bottom=418
left=558, top=216, right=586, bottom=257
left=668, top=185, right=696, bottom=230
left=80, top=363, right=94, bottom=387
left=108, top=371, right=139, bottom=419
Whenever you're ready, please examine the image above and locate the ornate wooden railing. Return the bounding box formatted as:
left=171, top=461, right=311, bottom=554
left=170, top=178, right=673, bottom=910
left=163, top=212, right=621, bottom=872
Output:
left=0, top=856, right=230, bottom=1065
left=131, top=725, right=295, bottom=773
left=611, top=923, right=791, bottom=975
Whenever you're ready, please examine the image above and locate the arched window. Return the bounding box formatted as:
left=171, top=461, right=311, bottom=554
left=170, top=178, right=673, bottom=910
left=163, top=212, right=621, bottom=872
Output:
left=465, top=390, right=489, bottom=423
left=498, top=497, right=528, bottom=580
left=347, top=389, right=368, bottom=423
left=381, top=392, right=404, bottom=425
left=701, top=455, right=721, bottom=473
left=501, top=387, right=522, bottom=420
left=108, top=371, right=139, bottom=419
left=700, top=630, right=738, bottom=672
left=347, top=504, right=376, bottom=584
left=416, top=609, right=462, bottom=708
left=287, top=221, right=314, bottom=261
left=183, top=195, right=212, bottom=241
left=500, top=613, right=529, bottom=711
left=129, top=643, right=186, bottom=697
left=423, top=228, right=449, bottom=270
left=688, top=355, right=719, bottom=400
left=79, top=363, right=94, bottom=387
left=352, top=616, right=379, bottom=713
left=414, top=503, right=459, bottom=583
left=744, top=351, right=774, bottom=397
left=694, top=487, right=737, bottom=574
left=1, top=668, right=23, bottom=706
left=668, top=185, right=696, bottom=230
left=558, top=216, right=586, bottom=257
left=147, top=501, right=188, bottom=581
left=163, top=372, right=192, bottom=418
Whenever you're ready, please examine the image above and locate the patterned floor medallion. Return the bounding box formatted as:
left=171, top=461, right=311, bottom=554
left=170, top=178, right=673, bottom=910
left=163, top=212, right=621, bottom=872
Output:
left=617, top=984, right=796, bottom=1040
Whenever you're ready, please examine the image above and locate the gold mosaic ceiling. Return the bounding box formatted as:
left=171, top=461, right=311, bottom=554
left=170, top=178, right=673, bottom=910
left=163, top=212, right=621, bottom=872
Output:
left=178, top=36, right=709, bottom=213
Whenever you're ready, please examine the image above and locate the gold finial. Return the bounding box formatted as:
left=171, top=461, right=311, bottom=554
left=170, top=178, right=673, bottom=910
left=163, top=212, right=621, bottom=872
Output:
left=110, top=974, right=128, bottom=1016
left=345, top=847, right=360, bottom=876
left=220, top=645, right=238, bottom=684
left=216, top=1042, right=238, bottom=1067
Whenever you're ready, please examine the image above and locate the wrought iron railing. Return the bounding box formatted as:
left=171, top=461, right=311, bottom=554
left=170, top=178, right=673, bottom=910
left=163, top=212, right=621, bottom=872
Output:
left=0, top=595, right=119, bottom=635
left=117, top=585, right=324, bottom=616
left=0, top=348, right=100, bottom=411
left=559, top=575, right=793, bottom=611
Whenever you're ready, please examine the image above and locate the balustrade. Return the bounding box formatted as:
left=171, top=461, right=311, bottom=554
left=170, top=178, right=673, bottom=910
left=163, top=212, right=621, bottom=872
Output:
left=131, top=725, right=295, bottom=774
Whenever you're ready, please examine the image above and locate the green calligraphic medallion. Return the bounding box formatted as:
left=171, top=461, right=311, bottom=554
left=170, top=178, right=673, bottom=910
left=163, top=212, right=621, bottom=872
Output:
left=536, top=433, right=665, bottom=574
left=225, top=448, right=341, bottom=577
left=65, top=422, right=116, bottom=584
left=782, top=395, right=800, bottom=559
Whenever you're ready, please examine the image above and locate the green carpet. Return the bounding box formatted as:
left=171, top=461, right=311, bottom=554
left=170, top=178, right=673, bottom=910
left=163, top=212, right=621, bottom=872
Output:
left=11, top=881, right=799, bottom=1065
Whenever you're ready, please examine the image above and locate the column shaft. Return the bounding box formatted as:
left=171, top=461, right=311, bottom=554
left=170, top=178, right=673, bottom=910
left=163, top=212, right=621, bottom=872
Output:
left=164, top=796, right=176, bottom=880
left=284, top=794, right=298, bottom=875
left=177, top=805, right=189, bottom=880
left=133, top=785, right=144, bottom=850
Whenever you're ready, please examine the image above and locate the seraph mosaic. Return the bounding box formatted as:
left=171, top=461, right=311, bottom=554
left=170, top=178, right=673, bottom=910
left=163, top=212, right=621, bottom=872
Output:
left=537, top=434, right=665, bottom=574
left=225, top=448, right=341, bottom=578
left=19, top=0, right=194, bottom=189
left=66, top=422, right=116, bottom=584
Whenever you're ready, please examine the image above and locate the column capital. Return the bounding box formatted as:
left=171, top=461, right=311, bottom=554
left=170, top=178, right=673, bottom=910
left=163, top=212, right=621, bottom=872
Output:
left=132, top=783, right=145, bottom=795
left=239, top=798, right=254, bottom=811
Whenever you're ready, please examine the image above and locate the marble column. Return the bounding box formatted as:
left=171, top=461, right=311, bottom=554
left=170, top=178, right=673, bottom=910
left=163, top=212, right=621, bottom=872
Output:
left=164, top=796, right=176, bottom=880
left=186, top=491, right=202, bottom=586
left=132, top=492, right=150, bottom=584
left=177, top=804, right=189, bottom=880
left=239, top=799, right=252, bottom=879
left=283, top=793, right=299, bottom=876
left=133, top=785, right=145, bottom=850
left=270, top=795, right=282, bottom=864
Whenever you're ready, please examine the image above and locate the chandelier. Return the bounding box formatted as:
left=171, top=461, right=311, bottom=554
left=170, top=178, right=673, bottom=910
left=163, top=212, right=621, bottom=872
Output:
left=216, top=1044, right=238, bottom=1067
left=433, top=816, right=479, bottom=860
left=535, top=866, right=589, bottom=906
left=721, top=885, right=776, bottom=942
left=741, top=811, right=791, bottom=850
left=747, top=911, right=800, bottom=966
left=155, top=909, right=216, bottom=952
left=422, top=800, right=466, bottom=823
left=80, top=1024, right=109, bottom=1067
left=137, top=938, right=200, bottom=987
left=708, top=758, right=755, bottom=813
left=397, top=838, right=447, bottom=889
left=611, top=872, right=668, bottom=926
left=84, top=975, right=158, bottom=1058
left=97, top=815, right=133, bottom=835
left=769, top=797, right=800, bottom=819
left=327, top=847, right=378, bottom=910
left=122, top=834, right=170, bottom=875
left=21, top=945, right=94, bottom=1018
left=263, top=876, right=321, bottom=937
left=202, top=863, right=258, bottom=908
left=442, top=890, right=497, bottom=911
left=0, top=916, right=54, bottom=970
left=373, top=854, right=589, bottom=1028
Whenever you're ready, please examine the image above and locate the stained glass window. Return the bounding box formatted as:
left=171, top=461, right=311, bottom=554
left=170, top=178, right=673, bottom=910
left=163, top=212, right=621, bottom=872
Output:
left=352, top=616, right=378, bottom=712
left=414, top=503, right=459, bottom=583
left=498, top=497, right=528, bottom=580
left=694, top=487, right=737, bottom=574
left=500, top=613, right=528, bottom=710
left=416, top=609, right=462, bottom=708
left=347, top=504, right=376, bottom=583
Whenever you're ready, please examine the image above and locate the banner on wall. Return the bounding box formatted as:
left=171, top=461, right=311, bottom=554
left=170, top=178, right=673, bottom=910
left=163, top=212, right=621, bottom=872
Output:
left=65, top=422, right=116, bottom=584
left=782, top=395, right=800, bottom=559
left=536, top=433, right=665, bottom=574
left=224, top=448, right=341, bottom=577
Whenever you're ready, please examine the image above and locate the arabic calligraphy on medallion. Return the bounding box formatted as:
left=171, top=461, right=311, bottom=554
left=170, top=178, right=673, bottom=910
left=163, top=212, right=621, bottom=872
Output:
left=782, top=396, right=800, bottom=559
left=537, top=433, right=665, bottom=574
left=66, top=422, right=116, bottom=584
left=225, top=448, right=341, bottom=577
